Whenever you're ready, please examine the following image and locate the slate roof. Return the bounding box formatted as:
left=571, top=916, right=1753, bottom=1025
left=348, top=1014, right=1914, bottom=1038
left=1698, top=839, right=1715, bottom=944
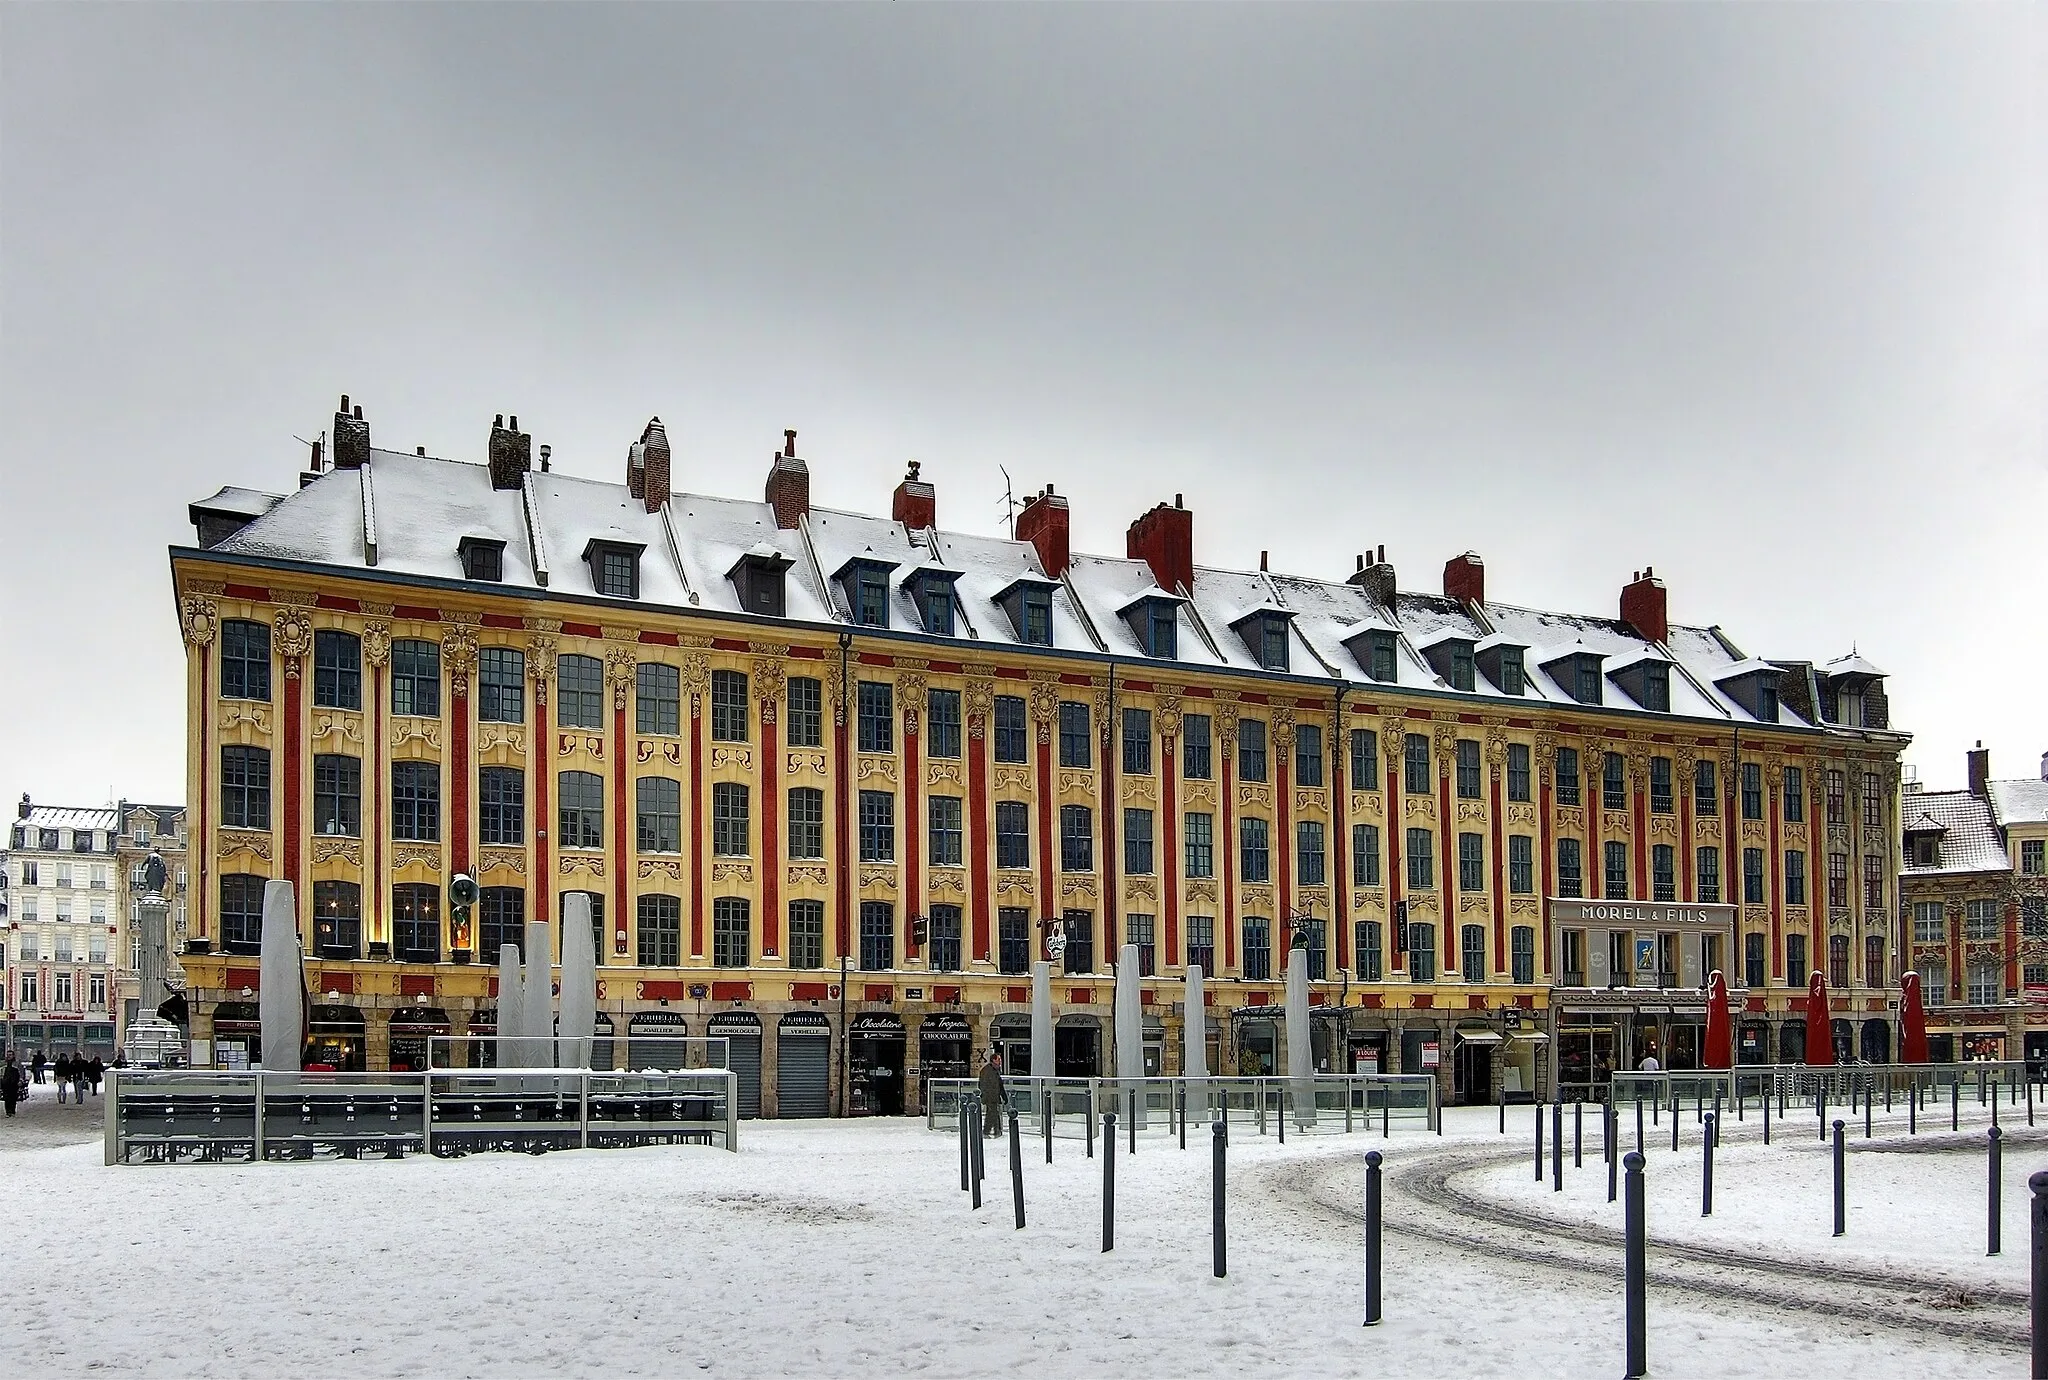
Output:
left=1990, top=777, right=2048, bottom=828
left=1899, top=790, right=2010, bottom=875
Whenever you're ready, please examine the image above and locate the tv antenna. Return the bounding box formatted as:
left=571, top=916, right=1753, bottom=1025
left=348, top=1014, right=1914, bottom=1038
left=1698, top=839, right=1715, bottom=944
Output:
left=998, top=466, right=1019, bottom=539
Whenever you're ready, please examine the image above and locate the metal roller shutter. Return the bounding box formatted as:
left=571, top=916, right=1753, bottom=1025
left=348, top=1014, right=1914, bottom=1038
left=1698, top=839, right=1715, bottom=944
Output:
left=778, top=1035, right=830, bottom=1118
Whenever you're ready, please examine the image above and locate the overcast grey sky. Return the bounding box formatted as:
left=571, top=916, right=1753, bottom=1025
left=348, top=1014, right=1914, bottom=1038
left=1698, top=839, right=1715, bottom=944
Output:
left=2, top=4, right=2041, bottom=806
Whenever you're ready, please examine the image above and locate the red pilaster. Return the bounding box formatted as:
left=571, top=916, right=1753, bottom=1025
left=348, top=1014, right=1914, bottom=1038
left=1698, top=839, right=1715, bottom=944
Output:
left=1332, top=710, right=1349, bottom=973
left=1163, top=728, right=1183, bottom=968
left=689, top=695, right=705, bottom=958
left=834, top=709, right=851, bottom=958
left=903, top=704, right=922, bottom=961
left=450, top=683, right=471, bottom=884
left=1387, top=753, right=1404, bottom=972
left=760, top=701, right=780, bottom=957
left=1768, top=777, right=1783, bottom=982
left=1632, top=779, right=1648, bottom=902
left=612, top=703, right=628, bottom=958
left=1679, top=781, right=1693, bottom=904
left=968, top=711, right=991, bottom=962
left=1100, top=706, right=1118, bottom=956
left=1439, top=768, right=1455, bottom=972
left=1489, top=774, right=1505, bottom=974
left=1276, top=738, right=1294, bottom=949
left=196, top=654, right=211, bottom=944
left=1220, top=731, right=1237, bottom=970
left=371, top=665, right=385, bottom=946
left=532, top=693, right=549, bottom=943
left=1809, top=787, right=1825, bottom=984
left=1036, top=728, right=1054, bottom=923
left=1538, top=776, right=1554, bottom=977
left=283, top=667, right=304, bottom=890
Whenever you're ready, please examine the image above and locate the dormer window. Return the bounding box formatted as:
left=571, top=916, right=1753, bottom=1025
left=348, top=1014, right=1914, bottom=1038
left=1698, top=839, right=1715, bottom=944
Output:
left=1450, top=645, right=1474, bottom=690
left=1913, top=836, right=1939, bottom=867
left=459, top=537, right=505, bottom=583
left=1417, top=632, right=1477, bottom=691
left=1231, top=608, right=1295, bottom=672
left=1542, top=650, right=1606, bottom=706
left=1121, top=593, right=1181, bottom=660
left=1714, top=662, right=1785, bottom=723
left=727, top=546, right=793, bottom=618
left=834, top=557, right=900, bottom=630
left=1608, top=653, right=1673, bottom=712
left=583, top=539, right=645, bottom=600
left=995, top=576, right=1059, bottom=647
left=904, top=567, right=963, bottom=638
left=1474, top=641, right=1527, bottom=696
left=1757, top=680, right=1778, bottom=723
left=1344, top=627, right=1400, bottom=683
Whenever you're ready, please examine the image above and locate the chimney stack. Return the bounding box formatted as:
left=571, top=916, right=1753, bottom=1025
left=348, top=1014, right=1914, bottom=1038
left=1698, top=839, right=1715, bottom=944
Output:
left=1443, top=551, right=1485, bottom=606
left=488, top=413, right=532, bottom=491
left=1967, top=742, right=1990, bottom=799
left=1620, top=566, right=1668, bottom=644
left=633, top=418, right=671, bottom=513
left=1347, top=545, right=1396, bottom=607
left=765, top=428, right=810, bottom=530
left=332, top=394, right=371, bottom=470
left=17, top=792, right=30, bottom=820
left=538, top=444, right=550, bottom=473
left=892, top=460, right=936, bottom=531
left=1127, top=494, right=1194, bottom=593
left=1016, top=484, right=1071, bottom=579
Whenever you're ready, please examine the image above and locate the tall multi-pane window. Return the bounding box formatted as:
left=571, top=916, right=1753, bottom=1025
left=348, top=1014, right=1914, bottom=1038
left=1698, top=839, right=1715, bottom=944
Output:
left=1239, top=720, right=1268, bottom=782
left=710, top=670, right=749, bottom=741
left=221, top=620, right=271, bottom=701
left=858, top=901, right=893, bottom=970
left=786, top=676, right=824, bottom=748
left=1239, top=817, right=1270, bottom=883
left=1652, top=844, right=1676, bottom=902
left=1352, top=824, right=1381, bottom=887
left=391, top=640, right=440, bottom=718
left=1122, top=708, right=1152, bottom=775
left=1968, top=962, right=2001, bottom=1007
left=1408, top=924, right=1437, bottom=982
left=1059, top=805, right=1093, bottom=872
left=2022, top=840, right=2046, bottom=876
left=1123, top=808, right=1154, bottom=875
left=313, top=630, right=362, bottom=710
left=1965, top=899, right=2000, bottom=941
left=1186, top=916, right=1216, bottom=975
left=1461, top=925, right=1486, bottom=982
left=219, top=875, right=266, bottom=954
left=1300, top=919, right=1328, bottom=980
left=1783, top=767, right=1805, bottom=822
left=1863, top=855, right=1884, bottom=910
left=928, top=905, right=964, bottom=972
left=1828, top=852, right=1849, bottom=909
left=1457, top=832, right=1483, bottom=892
left=927, top=689, right=962, bottom=759
left=857, top=682, right=894, bottom=753
left=1695, top=759, right=1718, bottom=815
left=1062, top=912, right=1095, bottom=975
left=998, top=908, right=1032, bottom=975
left=1511, top=926, right=1536, bottom=984
left=1185, top=812, right=1216, bottom=879
left=1298, top=821, right=1326, bottom=886
left=1649, top=757, right=1673, bottom=814
left=1828, top=934, right=1850, bottom=989
left=1351, top=729, right=1379, bottom=789
left=392, top=884, right=439, bottom=963
left=1355, top=921, right=1383, bottom=981
left=928, top=796, right=963, bottom=867
left=2026, top=897, right=2048, bottom=938
left=558, top=771, right=603, bottom=849
left=1242, top=918, right=1272, bottom=982
left=556, top=654, right=605, bottom=730
left=1784, top=850, right=1806, bottom=906
left=858, top=791, right=895, bottom=863
left=478, top=767, right=524, bottom=845
left=1058, top=702, right=1091, bottom=769
left=1912, top=901, right=1946, bottom=943
left=1786, top=934, right=1809, bottom=986
left=995, top=802, right=1029, bottom=869
left=1555, top=746, right=1581, bottom=807
left=1697, top=846, right=1721, bottom=903
left=637, top=895, right=681, bottom=967
left=1603, top=841, right=1628, bottom=899
left=1507, top=743, right=1531, bottom=803
left=1508, top=835, right=1534, bottom=894
left=1825, top=769, right=1846, bottom=825
left=1406, top=828, right=1434, bottom=889
left=478, top=647, right=523, bottom=724
left=1295, top=725, right=1323, bottom=787
left=1742, top=848, right=1765, bottom=905
left=1864, top=935, right=1887, bottom=988
left=1741, top=763, right=1763, bottom=820
left=1602, top=752, right=1627, bottom=810
left=1184, top=714, right=1213, bottom=780
left=787, top=787, right=825, bottom=859
left=711, top=783, right=750, bottom=856
left=637, top=663, right=680, bottom=735
left=1862, top=771, right=1882, bottom=829
left=1744, top=932, right=1767, bottom=990
left=1403, top=735, right=1431, bottom=794
left=994, top=696, right=1028, bottom=763
left=391, top=761, right=439, bottom=841
left=712, top=898, right=750, bottom=967
left=1456, top=740, right=1481, bottom=799
left=312, top=754, right=360, bottom=837
left=1128, top=915, right=1156, bottom=977
left=788, top=901, right=825, bottom=970
left=479, top=887, right=526, bottom=966
left=638, top=778, right=685, bottom=852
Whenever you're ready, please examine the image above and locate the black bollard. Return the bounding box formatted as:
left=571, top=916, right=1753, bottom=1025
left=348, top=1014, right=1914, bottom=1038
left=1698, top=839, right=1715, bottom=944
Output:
left=1500, top=1098, right=1506, bottom=1135
left=1553, top=1102, right=1564, bottom=1192
left=1536, top=1105, right=1545, bottom=1181
left=1624, top=1151, right=1648, bottom=1380
left=1865, top=1089, right=1872, bottom=1140
left=1603, top=1095, right=1613, bottom=1164
left=2029, top=1171, right=2048, bottom=1378
left=1180, top=1082, right=1187, bottom=1151
left=1384, top=1089, right=1391, bottom=1139
left=1703, top=1111, right=1716, bottom=1216
left=1130, top=1088, right=1138, bottom=1154
left=1763, top=1086, right=1772, bottom=1145
left=959, top=1096, right=972, bottom=1192
left=1635, top=1097, right=1645, bottom=1155
left=1009, top=1100, right=1026, bottom=1230
left=1364, top=1149, right=1384, bottom=1326
left=1953, top=1080, right=1961, bottom=1133
left=1575, top=1100, right=1584, bottom=1169
left=974, top=1102, right=986, bottom=1185
left=1910, top=1081, right=1917, bottom=1135
left=1653, top=1091, right=1660, bottom=1127
left=1989, top=1126, right=2003, bottom=1256
left=1212, top=1119, right=1228, bottom=1278
left=1047, top=1087, right=1055, bottom=1164
left=1671, top=1097, right=1680, bottom=1153
left=1885, top=1077, right=1892, bottom=1113
left=1278, top=1085, right=1286, bottom=1146
left=1102, top=1111, right=1116, bottom=1252
left=1088, top=1095, right=1096, bottom=1159
left=1608, top=1107, right=1619, bottom=1204
left=1843, top=1113, right=1859, bottom=1236
left=971, top=1102, right=984, bottom=1210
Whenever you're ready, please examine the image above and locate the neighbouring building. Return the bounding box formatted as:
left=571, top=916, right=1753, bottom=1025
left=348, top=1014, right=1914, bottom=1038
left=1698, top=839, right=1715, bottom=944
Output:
left=1899, top=745, right=2048, bottom=1067
left=166, top=396, right=1912, bottom=1113
left=5, top=797, right=124, bottom=1060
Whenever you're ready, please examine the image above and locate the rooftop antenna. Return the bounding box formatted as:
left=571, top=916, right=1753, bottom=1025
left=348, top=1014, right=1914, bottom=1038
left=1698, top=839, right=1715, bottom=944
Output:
left=998, top=465, right=1019, bottom=539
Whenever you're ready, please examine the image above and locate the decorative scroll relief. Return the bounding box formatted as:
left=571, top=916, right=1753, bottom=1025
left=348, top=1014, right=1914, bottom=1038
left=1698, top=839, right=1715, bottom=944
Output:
left=787, top=751, right=828, bottom=777
left=710, top=745, right=753, bottom=772
left=312, top=838, right=362, bottom=867
left=711, top=860, right=755, bottom=885
left=786, top=864, right=828, bottom=887
left=928, top=867, right=966, bottom=898
left=1242, top=885, right=1275, bottom=910
left=181, top=596, right=219, bottom=648
left=1123, top=776, right=1156, bottom=804
left=218, top=830, right=273, bottom=862
left=1403, top=796, right=1436, bottom=823
left=479, top=848, right=526, bottom=876
left=859, top=866, right=898, bottom=890
left=927, top=760, right=963, bottom=787
left=1060, top=875, right=1099, bottom=900
left=219, top=702, right=273, bottom=735
left=1350, top=791, right=1384, bottom=818
left=1299, top=887, right=1331, bottom=912
left=1648, top=814, right=1679, bottom=840
left=392, top=844, right=442, bottom=872
left=637, top=740, right=684, bottom=767
left=1295, top=788, right=1328, bottom=814
left=1459, top=894, right=1491, bottom=914
left=1827, top=824, right=1852, bottom=851
left=1352, top=887, right=1387, bottom=912
left=1058, top=770, right=1096, bottom=796
left=1183, top=781, right=1217, bottom=808
left=1124, top=877, right=1158, bottom=903
left=1741, top=820, right=1768, bottom=845
left=1402, top=892, right=1439, bottom=916
left=996, top=871, right=1034, bottom=898
left=1695, top=817, right=1721, bottom=841
left=1509, top=897, right=1540, bottom=916
left=993, top=766, right=1029, bottom=793
left=1555, top=806, right=1585, bottom=832
left=1455, top=800, right=1488, bottom=826
left=1505, top=803, right=1538, bottom=829
left=477, top=724, right=524, bottom=756
left=1601, top=811, right=1633, bottom=835
left=559, top=853, right=604, bottom=878
left=857, top=755, right=898, bottom=785
left=1829, top=907, right=1853, bottom=933
left=558, top=732, right=602, bottom=759
left=1186, top=880, right=1218, bottom=904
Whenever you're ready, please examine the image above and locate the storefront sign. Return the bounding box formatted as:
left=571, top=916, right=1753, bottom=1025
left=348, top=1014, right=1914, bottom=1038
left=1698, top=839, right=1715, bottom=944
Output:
left=1420, top=1041, right=1439, bottom=1069
left=1549, top=899, right=1736, bottom=927
left=850, top=1013, right=905, bottom=1036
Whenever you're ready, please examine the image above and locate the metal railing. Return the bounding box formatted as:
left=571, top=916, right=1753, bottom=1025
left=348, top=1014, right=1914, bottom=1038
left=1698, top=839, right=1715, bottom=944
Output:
left=924, top=1073, right=1439, bottom=1138
left=1610, top=1061, right=2028, bottom=1111
left=104, top=1065, right=739, bottom=1164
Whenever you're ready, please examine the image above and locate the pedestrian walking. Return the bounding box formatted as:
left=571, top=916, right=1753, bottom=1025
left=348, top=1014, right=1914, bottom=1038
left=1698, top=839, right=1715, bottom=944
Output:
left=89, top=1055, right=105, bottom=1095
left=55, top=1054, right=71, bottom=1104
left=2, top=1055, right=22, bottom=1116
left=31, top=1050, right=46, bottom=1084
left=979, top=1048, right=1007, bottom=1137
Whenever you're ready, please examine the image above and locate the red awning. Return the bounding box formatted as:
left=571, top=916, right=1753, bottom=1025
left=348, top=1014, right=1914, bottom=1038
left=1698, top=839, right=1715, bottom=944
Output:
left=1804, top=971, right=1836, bottom=1066
left=1899, top=971, right=1930, bottom=1064
left=1702, top=970, right=1733, bottom=1069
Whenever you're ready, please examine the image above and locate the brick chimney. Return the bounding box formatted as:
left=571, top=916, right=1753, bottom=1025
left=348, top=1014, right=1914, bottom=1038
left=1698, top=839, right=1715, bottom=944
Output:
left=634, top=418, right=670, bottom=513
left=332, top=394, right=370, bottom=470
left=1127, top=495, right=1194, bottom=594
left=1016, top=485, right=1070, bottom=579
left=1968, top=742, right=1990, bottom=799
left=1620, top=567, right=1668, bottom=644
left=488, top=414, right=532, bottom=491
left=1443, top=551, right=1484, bottom=606
left=1346, top=546, right=1395, bottom=607
left=892, top=461, right=936, bottom=530
left=765, top=429, right=809, bottom=530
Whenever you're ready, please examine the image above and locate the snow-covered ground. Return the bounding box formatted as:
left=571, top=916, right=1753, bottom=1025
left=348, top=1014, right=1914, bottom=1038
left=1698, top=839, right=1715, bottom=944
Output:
left=0, top=1104, right=2025, bottom=1377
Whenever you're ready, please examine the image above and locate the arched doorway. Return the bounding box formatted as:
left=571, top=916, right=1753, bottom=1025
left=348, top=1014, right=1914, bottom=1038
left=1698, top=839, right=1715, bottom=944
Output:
left=849, top=1012, right=907, bottom=1115
left=306, top=1006, right=367, bottom=1072
left=1860, top=1019, right=1891, bottom=1064
left=1779, top=1019, right=1807, bottom=1065
left=388, top=1008, right=451, bottom=1072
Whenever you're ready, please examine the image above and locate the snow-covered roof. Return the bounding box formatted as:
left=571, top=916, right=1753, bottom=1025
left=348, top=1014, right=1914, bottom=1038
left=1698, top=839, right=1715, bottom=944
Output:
left=190, top=486, right=283, bottom=520
left=1990, top=778, right=2048, bottom=828
left=13, top=804, right=119, bottom=835
left=184, top=443, right=1879, bottom=731
left=1900, top=790, right=2008, bottom=874
left=1822, top=652, right=1887, bottom=679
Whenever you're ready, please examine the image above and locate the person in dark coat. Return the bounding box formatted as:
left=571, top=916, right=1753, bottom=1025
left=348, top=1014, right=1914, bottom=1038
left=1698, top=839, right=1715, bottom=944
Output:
left=2, top=1056, right=22, bottom=1116
left=31, top=1050, right=45, bottom=1084
left=977, top=1049, right=1006, bottom=1136
left=54, top=1054, right=72, bottom=1104
left=89, top=1055, right=105, bottom=1094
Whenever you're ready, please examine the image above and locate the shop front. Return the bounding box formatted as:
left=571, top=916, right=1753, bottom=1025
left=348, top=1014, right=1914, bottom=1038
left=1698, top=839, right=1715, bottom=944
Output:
left=305, top=1005, right=367, bottom=1072
left=776, top=1012, right=831, bottom=1118
left=1054, top=1013, right=1100, bottom=1078
left=1548, top=897, right=1737, bottom=1100
left=626, top=1010, right=690, bottom=1070
left=850, top=1012, right=907, bottom=1115
left=210, top=1001, right=261, bottom=1068
left=388, top=1008, right=451, bottom=1072
left=1346, top=1022, right=1388, bottom=1076
left=706, top=1012, right=762, bottom=1118
left=918, top=1013, right=972, bottom=1113
left=1452, top=1023, right=1502, bottom=1105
